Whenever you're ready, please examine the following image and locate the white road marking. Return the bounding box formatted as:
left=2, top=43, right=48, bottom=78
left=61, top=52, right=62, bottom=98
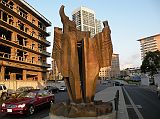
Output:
left=123, top=87, right=144, bottom=119
left=126, top=105, right=142, bottom=109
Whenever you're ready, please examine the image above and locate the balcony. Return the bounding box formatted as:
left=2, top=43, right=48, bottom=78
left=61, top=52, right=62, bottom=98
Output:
left=42, top=63, right=51, bottom=68
left=0, top=52, right=50, bottom=68
left=39, top=50, right=51, bottom=57
left=0, top=18, right=51, bottom=47
left=38, top=36, right=51, bottom=46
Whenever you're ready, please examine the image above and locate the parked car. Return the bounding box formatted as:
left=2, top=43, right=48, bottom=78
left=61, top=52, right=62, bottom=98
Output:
left=0, top=84, right=8, bottom=100
left=1, top=89, right=54, bottom=115
left=44, top=86, right=59, bottom=93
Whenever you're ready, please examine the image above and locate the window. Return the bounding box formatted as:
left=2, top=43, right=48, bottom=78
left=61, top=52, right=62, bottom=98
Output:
left=25, top=27, right=28, bottom=33
left=32, top=57, right=34, bottom=63
left=31, top=31, right=35, bottom=37
left=8, top=15, right=14, bottom=25
left=19, top=7, right=28, bottom=19
left=17, top=21, right=24, bottom=31
left=8, top=1, right=14, bottom=9
left=32, top=18, right=35, bottom=24
left=2, top=11, right=7, bottom=22
left=31, top=43, right=35, bottom=50
left=0, top=86, right=3, bottom=90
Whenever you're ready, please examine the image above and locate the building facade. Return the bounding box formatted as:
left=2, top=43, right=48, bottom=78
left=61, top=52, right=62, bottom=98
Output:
left=99, top=54, right=120, bottom=79
left=0, top=0, right=51, bottom=81
left=99, top=67, right=111, bottom=80
left=120, top=67, right=141, bottom=80
left=138, top=34, right=160, bottom=60
left=72, top=6, right=102, bottom=37
left=95, top=19, right=102, bottom=34
left=110, top=54, right=120, bottom=78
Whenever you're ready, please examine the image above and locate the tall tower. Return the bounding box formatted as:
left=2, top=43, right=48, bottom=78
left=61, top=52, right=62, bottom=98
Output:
left=110, top=54, right=120, bottom=78
left=72, top=6, right=99, bottom=37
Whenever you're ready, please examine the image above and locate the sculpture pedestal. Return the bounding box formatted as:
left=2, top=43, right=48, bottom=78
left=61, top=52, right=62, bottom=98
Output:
left=50, top=100, right=113, bottom=118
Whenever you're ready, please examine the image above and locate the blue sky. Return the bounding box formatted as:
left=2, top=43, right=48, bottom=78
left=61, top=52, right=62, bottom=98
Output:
left=26, top=0, right=160, bottom=69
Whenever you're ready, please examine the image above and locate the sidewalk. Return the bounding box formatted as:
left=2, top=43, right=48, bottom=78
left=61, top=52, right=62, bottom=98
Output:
left=94, top=86, right=129, bottom=119
left=49, top=86, right=129, bottom=119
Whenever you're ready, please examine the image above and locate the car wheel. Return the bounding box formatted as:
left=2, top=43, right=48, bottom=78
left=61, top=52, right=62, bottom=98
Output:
left=1, top=93, right=7, bottom=100
left=28, top=105, right=35, bottom=115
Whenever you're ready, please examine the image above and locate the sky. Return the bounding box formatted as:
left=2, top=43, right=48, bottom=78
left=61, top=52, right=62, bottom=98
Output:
left=26, top=0, right=160, bottom=70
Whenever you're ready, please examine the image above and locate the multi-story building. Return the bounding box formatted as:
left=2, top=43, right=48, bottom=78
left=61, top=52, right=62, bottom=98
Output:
left=110, top=54, right=120, bottom=78
left=95, top=19, right=102, bottom=34
left=120, top=67, right=141, bottom=80
left=138, top=34, right=160, bottom=60
left=99, top=67, right=111, bottom=80
left=72, top=6, right=101, bottom=37
left=0, top=0, right=51, bottom=81
left=99, top=54, right=120, bottom=79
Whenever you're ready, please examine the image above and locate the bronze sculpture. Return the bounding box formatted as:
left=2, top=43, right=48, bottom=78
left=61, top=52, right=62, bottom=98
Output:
left=52, top=5, right=113, bottom=103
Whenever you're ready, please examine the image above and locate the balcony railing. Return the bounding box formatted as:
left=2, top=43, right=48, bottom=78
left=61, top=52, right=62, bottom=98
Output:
left=0, top=35, right=50, bottom=57
left=39, top=50, right=51, bottom=56
left=0, top=52, right=50, bottom=67
left=0, top=17, right=51, bottom=46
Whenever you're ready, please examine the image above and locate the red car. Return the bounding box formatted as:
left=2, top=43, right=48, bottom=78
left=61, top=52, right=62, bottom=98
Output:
left=1, top=89, right=54, bottom=115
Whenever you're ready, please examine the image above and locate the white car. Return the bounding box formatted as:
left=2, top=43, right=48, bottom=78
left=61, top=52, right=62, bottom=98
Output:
left=59, top=86, right=67, bottom=91
left=157, top=86, right=160, bottom=99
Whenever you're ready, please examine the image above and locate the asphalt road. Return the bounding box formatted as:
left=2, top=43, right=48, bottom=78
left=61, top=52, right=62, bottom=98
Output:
left=0, top=84, right=108, bottom=119
left=123, top=85, right=160, bottom=119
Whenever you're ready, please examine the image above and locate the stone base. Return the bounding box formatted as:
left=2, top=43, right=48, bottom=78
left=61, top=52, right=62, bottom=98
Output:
left=50, top=100, right=113, bottom=118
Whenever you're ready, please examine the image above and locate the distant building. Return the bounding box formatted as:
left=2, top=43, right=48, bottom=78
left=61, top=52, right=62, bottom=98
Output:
left=95, top=19, right=102, bottom=34
left=120, top=70, right=127, bottom=78
left=125, top=67, right=141, bottom=77
left=138, top=33, right=160, bottom=60
left=121, top=67, right=141, bottom=80
left=0, top=0, right=51, bottom=81
left=99, top=53, right=120, bottom=79
left=99, top=67, right=111, bottom=80
left=72, top=6, right=102, bottom=37
left=110, top=54, right=120, bottom=78
left=51, top=59, right=63, bottom=80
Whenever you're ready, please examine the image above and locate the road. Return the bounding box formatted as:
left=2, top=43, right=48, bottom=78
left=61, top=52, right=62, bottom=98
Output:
left=123, top=85, right=160, bottom=119
left=0, top=84, right=108, bottom=119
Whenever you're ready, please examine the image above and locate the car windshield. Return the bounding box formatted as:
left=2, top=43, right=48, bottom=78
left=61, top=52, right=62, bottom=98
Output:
left=18, top=92, right=36, bottom=98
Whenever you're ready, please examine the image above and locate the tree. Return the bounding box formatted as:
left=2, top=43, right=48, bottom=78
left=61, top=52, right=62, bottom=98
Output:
left=141, top=50, right=160, bottom=84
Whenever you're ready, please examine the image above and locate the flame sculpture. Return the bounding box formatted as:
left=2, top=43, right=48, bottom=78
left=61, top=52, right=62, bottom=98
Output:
left=52, top=5, right=113, bottom=103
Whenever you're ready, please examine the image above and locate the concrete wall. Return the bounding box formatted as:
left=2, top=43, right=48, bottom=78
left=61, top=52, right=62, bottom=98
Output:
left=0, top=80, right=45, bottom=90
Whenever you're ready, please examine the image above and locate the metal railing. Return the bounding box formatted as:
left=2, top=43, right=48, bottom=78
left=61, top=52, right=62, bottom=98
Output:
left=0, top=52, right=50, bottom=67
left=114, top=90, right=119, bottom=111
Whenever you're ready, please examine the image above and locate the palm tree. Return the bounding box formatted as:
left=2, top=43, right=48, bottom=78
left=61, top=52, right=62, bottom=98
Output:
left=141, top=50, right=160, bottom=85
